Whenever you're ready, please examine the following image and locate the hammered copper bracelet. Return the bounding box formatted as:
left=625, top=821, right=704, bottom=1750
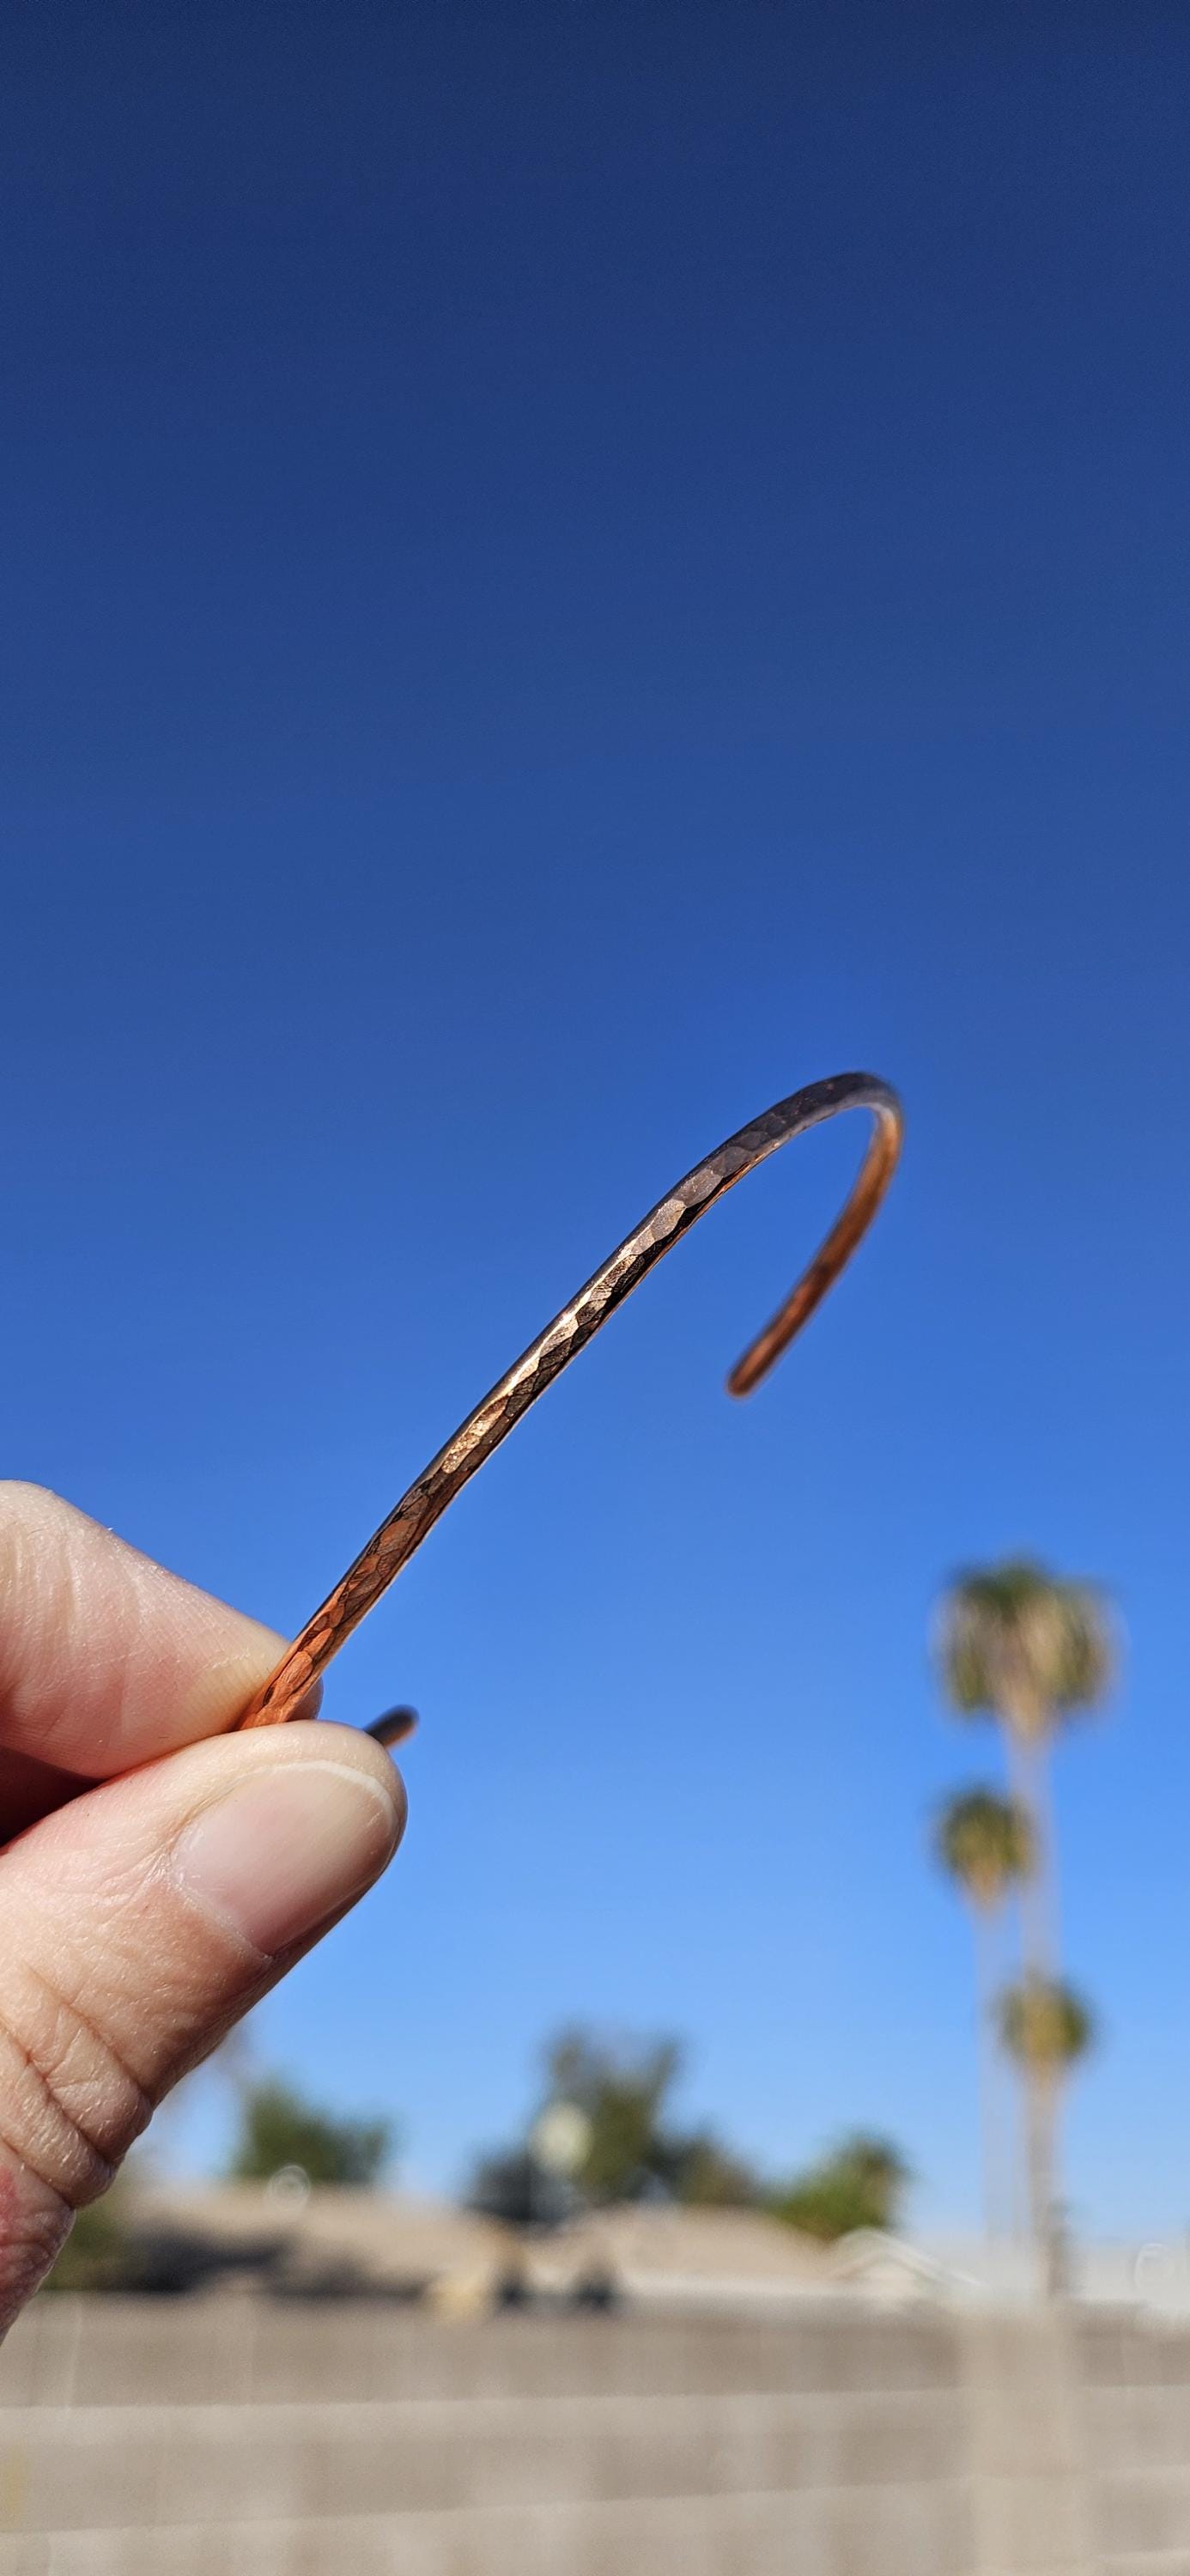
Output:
left=234, top=1071, right=902, bottom=1734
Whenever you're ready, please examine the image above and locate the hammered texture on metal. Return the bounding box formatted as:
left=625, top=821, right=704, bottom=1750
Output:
left=235, top=1072, right=902, bottom=1729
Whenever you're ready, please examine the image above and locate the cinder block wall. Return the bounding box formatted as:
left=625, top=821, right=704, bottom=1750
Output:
left=1, top=2297, right=1187, bottom=2574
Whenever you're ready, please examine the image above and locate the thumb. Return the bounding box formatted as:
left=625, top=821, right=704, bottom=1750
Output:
left=0, top=1722, right=404, bottom=2327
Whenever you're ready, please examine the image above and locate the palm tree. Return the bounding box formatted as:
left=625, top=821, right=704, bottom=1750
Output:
left=999, top=1978, right=1095, bottom=2294
left=934, top=1788, right=1034, bottom=2238
left=934, top=1559, right=1112, bottom=2287
left=935, top=1559, right=1113, bottom=1968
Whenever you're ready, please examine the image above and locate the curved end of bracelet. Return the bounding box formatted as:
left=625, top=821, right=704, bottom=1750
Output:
left=366, top=1704, right=420, bottom=1749
left=726, top=1088, right=902, bottom=1399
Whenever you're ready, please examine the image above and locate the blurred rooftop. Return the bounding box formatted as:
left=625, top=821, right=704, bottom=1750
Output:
left=104, top=2188, right=1190, bottom=2322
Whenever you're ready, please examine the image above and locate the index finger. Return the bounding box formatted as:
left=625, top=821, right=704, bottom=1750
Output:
left=0, top=1484, right=295, bottom=1780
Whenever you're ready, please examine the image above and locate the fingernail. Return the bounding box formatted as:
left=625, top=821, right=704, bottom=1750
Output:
left=173, top=1762, right=403, bottom=1954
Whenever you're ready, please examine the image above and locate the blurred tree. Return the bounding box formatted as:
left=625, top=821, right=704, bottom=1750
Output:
left=470, top=2027, right=758, bottom=2221
left=545, top=2026, right=682, bottom=2204
left=934, top=1787, right=1034, bottom=2238
left=935, top=1558, right=1112, bottom=2287
left=935, top=1559, right=1112, bottom=1961
left=659, top=2130, right=759, bottom=2209
left=999, top=1978, right=1095, bottom=2294
left=227, top=2077, right=394, bottom=2187
left=773, top=2133, right=910, bottom=2242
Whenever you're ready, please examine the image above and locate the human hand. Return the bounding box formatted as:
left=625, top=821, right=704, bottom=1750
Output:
left=0, top=1483, right=404, bottom=2336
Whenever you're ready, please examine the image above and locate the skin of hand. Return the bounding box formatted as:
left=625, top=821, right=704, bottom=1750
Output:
left=0, top=1482, right=406, bottom=2338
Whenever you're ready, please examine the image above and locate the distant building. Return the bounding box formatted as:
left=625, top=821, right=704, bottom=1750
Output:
left=108, top=2189, right=1190, bottom=2319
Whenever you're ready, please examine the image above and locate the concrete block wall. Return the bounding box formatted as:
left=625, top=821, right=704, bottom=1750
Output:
left=0, top=2299, right=1188, bottom=2573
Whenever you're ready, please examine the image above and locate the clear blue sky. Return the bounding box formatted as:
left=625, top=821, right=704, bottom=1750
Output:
left=3, top=3, right=1189, bottom=2233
